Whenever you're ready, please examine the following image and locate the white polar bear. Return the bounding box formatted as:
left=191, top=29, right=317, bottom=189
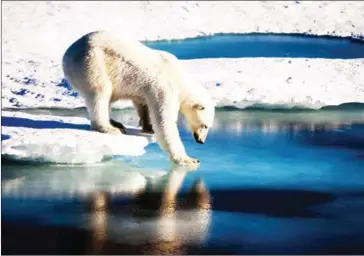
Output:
left=62, top=31, right=215, bottom=166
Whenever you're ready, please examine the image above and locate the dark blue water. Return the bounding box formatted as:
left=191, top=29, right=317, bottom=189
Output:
left=144, top=34, right=364, bottom=59
left=2, top=109, right=364, bottom=254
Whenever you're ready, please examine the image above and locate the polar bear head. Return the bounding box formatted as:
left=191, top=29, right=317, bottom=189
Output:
left=181, top=97, right=215, bottom=144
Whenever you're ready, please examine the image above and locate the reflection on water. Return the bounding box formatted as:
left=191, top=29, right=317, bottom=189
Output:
left=2, top=164, right=211, bottom=255
left=2, top=108, right=364, bottom=254
left=84, top=167, right=211, bottom=255
left=207, top=109, right=364, bottom=135
left=1, top=161, right=151, bottom=198
left=89, top=192, right=108, bottom=254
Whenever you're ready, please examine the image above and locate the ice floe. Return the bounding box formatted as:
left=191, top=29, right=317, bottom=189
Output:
left=1, top=111, right=155, bottom=165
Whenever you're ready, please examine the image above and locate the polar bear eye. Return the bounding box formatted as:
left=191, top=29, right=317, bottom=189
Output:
left=193, top=104, right=205, bottom=111
left=202, top=124, right=208, bottom=129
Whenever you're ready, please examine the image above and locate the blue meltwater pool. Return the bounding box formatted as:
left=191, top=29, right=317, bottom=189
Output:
left=144, top=33, right=364, bottom=59
left=2, top=108, right=364, bottom=254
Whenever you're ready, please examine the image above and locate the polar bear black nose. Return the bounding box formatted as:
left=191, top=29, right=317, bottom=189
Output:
left=194, top=133, right=204, bottom=144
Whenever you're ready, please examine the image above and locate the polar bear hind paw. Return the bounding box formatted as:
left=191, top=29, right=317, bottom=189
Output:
left=141, top=124, right=154, bottom=134
left=92, top=124, right=124, bottom=135
left=109, top=119, right=127, bottom=134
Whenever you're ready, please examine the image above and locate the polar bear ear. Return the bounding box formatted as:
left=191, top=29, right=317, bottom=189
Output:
left=193, top=104, right=205, bottom=110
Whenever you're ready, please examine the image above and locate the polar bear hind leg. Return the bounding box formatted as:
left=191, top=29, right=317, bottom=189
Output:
left=70, top=48, right=126, bottom=135
left=83, top=91, right=125, bottom=135
left=133, top=100, right=154, bottom=134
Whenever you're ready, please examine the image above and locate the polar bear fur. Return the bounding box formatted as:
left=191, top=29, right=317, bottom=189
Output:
left=62, top=31, right=215, bottom=166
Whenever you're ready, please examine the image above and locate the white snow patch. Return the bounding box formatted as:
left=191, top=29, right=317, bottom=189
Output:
left=2, top=111, right=155, bottom=164
left=2, top=1, right=364, bottom=61
left=183, top=58, right=364, bottom=109
left=2, top=58, right=363, bottom=110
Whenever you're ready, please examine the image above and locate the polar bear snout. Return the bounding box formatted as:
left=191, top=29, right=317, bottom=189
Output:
left=193, top=128, right=208, bottom=144
left=194, top=133, right=204, bottom=144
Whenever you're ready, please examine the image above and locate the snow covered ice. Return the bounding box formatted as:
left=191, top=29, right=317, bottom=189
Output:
left=184, top=58, right=364, bottom=109
left=2, top=111, right=154, bottom=164
left=3, top=58, right=364, bottom=111
left=3, top=1, right=364, bottom=60
left=2, top=1, right=364, bottom=110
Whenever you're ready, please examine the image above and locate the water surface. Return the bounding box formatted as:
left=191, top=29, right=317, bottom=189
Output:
left=2, top=108, right=364, bottom=254
left=144, top=33, right=364, bottom=59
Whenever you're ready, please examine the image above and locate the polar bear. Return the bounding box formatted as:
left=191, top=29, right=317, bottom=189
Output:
left=62, top=31, right=215, bottom=166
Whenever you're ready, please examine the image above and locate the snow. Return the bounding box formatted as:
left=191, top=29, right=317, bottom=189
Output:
left=2, top=1, right=364, bottom=110
left=2, top=57, right=363, bottom=110
left=2, top=111, right=155, bottom=164
left=185, top=58, right=364, bottom=109
left=2, top=1, right=364, bottom=61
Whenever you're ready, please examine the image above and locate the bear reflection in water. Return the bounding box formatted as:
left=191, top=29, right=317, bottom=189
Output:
left=86, top=167, right=211, bottom=255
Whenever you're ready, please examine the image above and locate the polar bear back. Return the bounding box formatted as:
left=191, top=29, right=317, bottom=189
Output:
left=63, top=31, right=186, bottom=99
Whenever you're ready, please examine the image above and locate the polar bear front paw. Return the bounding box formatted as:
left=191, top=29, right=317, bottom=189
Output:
left=172, top=155, right=200, bottom=167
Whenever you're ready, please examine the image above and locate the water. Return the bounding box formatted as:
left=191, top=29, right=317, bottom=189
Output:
left=144, top=34, right=364, bottom=59
left=2, top=108, right=364, bottom=254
